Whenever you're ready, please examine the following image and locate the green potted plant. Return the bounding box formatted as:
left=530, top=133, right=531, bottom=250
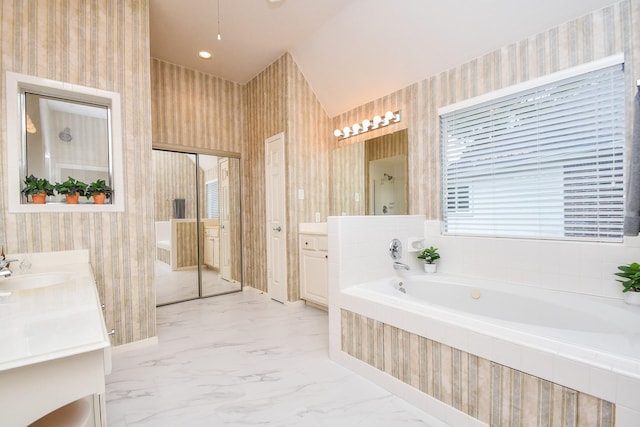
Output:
left=54, top=177, right=87, bottom=204
left=85, top=179, right=113, bottom=204
left=615, top=262, right=640, bottom=305
left=20, top=174, right=54, bottom=204
left=417, top=246, right=440, bottom=273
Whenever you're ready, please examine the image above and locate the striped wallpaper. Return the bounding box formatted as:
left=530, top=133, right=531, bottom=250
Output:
left=0, top=0, right=155, bottom=345
left=152, top=150, right=199, bottom=222
left=342, top=310, right=615, bottom=427
left=332, top=0, right=638, bottom=220
left=242, top=53, right=331, bottom=300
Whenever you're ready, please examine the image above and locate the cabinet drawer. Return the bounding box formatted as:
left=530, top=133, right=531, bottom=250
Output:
left=205, top=227, right=219, bottom=237
left=299, top=234, right=328, bottom=251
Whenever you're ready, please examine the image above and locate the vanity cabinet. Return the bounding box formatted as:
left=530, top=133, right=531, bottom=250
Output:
left=0, top=250, right=111, bottom=427
left=204, top=227, right=220, bottom=270
left=299, top=232, right=328, bottom=307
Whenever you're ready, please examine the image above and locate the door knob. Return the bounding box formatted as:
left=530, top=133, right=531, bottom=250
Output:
left=273, top=226, right=282, bottom=232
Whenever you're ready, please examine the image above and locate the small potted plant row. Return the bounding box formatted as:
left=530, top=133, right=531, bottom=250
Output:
left=21, top=175, right=113, bottom=205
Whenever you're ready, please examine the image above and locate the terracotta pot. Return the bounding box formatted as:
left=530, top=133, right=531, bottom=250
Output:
left=31, top=193, right=47, bottom=204
left=92, top=193, right=106, bottom=204
left=65, top=193, right=80, bottom=204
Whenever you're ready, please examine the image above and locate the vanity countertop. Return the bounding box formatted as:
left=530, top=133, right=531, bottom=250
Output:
left=0, top=262, right=110, bottom=372
left=299, top=222, right=327, bottom=235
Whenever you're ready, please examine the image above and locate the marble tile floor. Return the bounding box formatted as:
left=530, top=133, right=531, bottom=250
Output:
left=106, top=289, right=444, bottom=426
left=155, top=261, right=241, bottom=305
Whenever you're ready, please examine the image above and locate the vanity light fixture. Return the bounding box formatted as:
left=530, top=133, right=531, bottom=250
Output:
left=333, top=110, right=401, bottom=139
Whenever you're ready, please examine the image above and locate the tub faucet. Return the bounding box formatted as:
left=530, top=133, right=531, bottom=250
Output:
left=393, top=261, right=410, bottom=271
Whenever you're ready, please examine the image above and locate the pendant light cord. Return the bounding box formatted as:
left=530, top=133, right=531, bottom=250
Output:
left=217, top=0, right=221, bottom=41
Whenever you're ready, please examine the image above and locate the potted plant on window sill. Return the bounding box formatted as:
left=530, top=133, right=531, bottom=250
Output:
left=54, top=177, right=87, bottom=204
left=21, top=174, right=55, bottom=204
left=615, top=262, right=640, bottom=305
left=417, top=246, right=440, bottom=273
left=85, top=179, right=113, bottom=204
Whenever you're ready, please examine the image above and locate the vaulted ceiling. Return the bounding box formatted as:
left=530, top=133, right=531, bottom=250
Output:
left=150, top=0, right=620, bottom=117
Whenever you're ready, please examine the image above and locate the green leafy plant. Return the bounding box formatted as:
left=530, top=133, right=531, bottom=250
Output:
left=20, top=174, right=54, bottom=196
left=54, top=176, right=87, bottom=196
left=615, top=262, right=640, bottom=293
left=417, top=246, right=440, bottom=264
left=85, top=179, right=113, bottom=199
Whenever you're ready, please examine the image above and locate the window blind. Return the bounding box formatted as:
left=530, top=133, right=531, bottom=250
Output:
left=206, top=180, right=219, bottom=219
left=440, top=63, right=625, bottom=241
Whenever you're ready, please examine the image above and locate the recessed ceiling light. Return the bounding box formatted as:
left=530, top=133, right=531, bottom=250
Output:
left=267, top=0, right=285, bottom=7
left=198, top=50, right=212, bottom=60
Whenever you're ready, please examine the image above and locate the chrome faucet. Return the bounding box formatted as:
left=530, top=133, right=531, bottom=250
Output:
left=0, top=259, right=17, bottom=278
left=393, top=261, right=410, bottom=271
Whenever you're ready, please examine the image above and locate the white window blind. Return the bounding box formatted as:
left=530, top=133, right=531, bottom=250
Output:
left=206, top=180, right=219, bottom=219
left=440, top=62, right=625, bottom=241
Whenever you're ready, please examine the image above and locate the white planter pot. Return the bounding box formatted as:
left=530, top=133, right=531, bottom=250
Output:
left=623, top=291, right=640, bottom=305
left=423, top=263, right=437, bottom=274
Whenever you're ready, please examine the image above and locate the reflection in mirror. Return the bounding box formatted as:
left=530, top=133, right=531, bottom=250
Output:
left=6, top=71, right=123, bottom=212
left=24, top=93, right=111, bottom=203
left=331, top=129, right=408, bottom=216
left=200, top=156, right=242, bottom=297
left=153, top=150, right=242, bottom=306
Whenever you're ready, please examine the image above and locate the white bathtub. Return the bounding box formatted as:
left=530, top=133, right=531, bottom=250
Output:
left=337, top=273, right=640, bottom=424
left=343, top=275, right=640, bottom=368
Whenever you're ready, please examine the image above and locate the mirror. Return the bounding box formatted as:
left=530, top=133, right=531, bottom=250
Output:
left=6, top=71, right=123, bottom=212
left=331, top=129, right=408, bottom=216
left=24, top=93, right=111, bottom=203
left=153, top=150, right=242, bottom=305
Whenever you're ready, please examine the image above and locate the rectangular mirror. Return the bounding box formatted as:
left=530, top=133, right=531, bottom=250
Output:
left=331, top=129, right=408, bottom=216
left=6, top=71, right=124, bottom=212
left=24, top=92, right=111, bottom=204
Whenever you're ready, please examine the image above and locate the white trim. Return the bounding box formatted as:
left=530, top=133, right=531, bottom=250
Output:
left=110, top=336, right=159, bottom=355
left=438, top=53, right=625, bottom=116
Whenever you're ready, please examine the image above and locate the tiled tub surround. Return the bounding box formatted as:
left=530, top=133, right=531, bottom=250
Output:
left=341, top=310, right=615, bottom=427
left=327, top=216, right=640, bottom=427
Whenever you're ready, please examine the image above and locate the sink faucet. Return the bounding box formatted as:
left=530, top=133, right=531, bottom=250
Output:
left=0, top=259, right=18, bottom=278
left=393, top=261, right=410, bottom=271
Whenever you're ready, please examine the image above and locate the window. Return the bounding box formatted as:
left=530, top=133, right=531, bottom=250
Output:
left=440, top=58, right=625, bottom=241
left=206, top=180, right=219, bottom=219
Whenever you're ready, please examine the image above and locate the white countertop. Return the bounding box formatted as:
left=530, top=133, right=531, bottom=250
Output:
left=299, top=222, right=327, bottom=235
left=0, top=260, right=110, bottom=372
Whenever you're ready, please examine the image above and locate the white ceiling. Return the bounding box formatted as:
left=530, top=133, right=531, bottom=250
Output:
left=150, top=0, right=620, bottom=117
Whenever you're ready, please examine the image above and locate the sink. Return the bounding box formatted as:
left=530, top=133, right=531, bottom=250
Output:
left=0, top=272, right=73, bottom=291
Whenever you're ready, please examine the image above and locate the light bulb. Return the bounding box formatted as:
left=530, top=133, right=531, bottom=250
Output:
left=362, top=119, right=371, bottom=131
left=343, top=126, right=351, bottom=137
left=385, top=111, right=395, bottom=120
left=333, top=129, right=343, bottom=137
left=352, top=123, right=361, bottom=134
left=372, top=115, right=382, bottom=129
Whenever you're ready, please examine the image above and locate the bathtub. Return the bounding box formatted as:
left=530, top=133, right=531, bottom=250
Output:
left=336, top=274, right=640, bottom=426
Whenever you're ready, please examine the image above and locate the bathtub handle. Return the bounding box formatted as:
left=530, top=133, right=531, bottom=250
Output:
left=389, top=238, right=402, bottom=260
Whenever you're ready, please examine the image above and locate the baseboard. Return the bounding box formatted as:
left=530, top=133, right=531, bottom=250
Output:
left=111, top=336, right=159, bottom=355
